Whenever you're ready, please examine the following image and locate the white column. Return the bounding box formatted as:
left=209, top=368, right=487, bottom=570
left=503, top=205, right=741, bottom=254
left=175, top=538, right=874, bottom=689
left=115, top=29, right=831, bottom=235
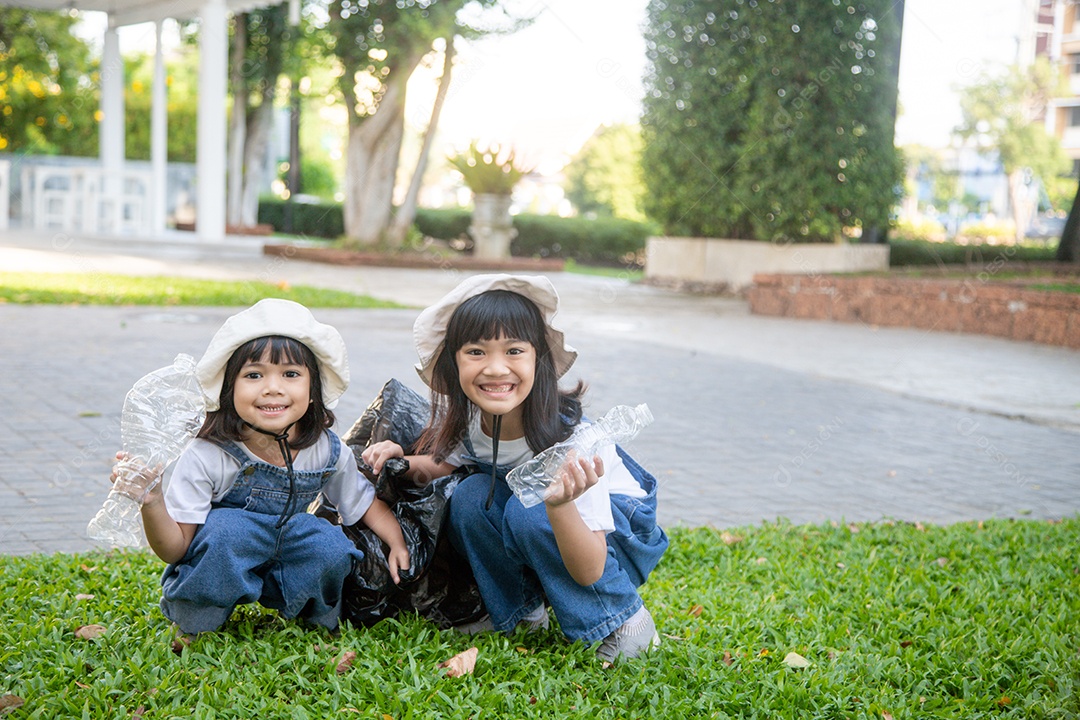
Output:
left=100, top=23, right=125, bottom=233
left=151, top=20, right=168, bottom=235
left=1052, top=0, right=1066, bottom=62
left=196, top=0, right=228, bottom=241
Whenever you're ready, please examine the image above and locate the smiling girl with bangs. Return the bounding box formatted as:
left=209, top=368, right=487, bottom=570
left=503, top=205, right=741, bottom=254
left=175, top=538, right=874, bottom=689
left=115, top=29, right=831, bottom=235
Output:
left=363, top=274, right=669, bottom=663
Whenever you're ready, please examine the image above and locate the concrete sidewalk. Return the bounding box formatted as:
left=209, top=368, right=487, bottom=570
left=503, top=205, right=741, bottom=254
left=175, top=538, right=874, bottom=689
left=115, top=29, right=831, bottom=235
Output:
left=1, top=231, right=1078, bottom=555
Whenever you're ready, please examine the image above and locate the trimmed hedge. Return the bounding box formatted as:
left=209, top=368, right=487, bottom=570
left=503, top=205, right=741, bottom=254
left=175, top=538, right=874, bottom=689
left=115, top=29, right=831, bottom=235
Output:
left=414, top=207, right=472, bottom=241
left=889, top=239, right=1058, bottom=267
left=257, top=197, right=344, bottom=239
left=510, top=213, right=652, bottom=266
left=259, top=199, right=652, bottom=267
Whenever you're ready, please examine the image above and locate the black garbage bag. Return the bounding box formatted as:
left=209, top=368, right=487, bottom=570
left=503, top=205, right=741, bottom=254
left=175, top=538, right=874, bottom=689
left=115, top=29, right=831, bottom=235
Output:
left=312, top=378, right=485, bottom=628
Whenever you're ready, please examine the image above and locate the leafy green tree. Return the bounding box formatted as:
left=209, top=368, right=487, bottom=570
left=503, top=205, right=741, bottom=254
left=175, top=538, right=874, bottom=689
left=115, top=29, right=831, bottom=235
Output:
left=641, top=0, right=903, bottom=242
left=956, top=58, right=1068, bottom=244
left=0, top=9, right=97, bottom=156
left=227, top=6, right=291, bottom=226
left=563, top=123, right=646, bottom=222
left=123, top=49, right=199, bottom=163
left=322, top=0, right=529, bottom=247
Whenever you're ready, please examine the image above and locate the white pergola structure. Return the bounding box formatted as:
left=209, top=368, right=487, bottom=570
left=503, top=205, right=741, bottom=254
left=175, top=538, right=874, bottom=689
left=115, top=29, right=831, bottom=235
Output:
left=2, top=0, right=295, bottom=241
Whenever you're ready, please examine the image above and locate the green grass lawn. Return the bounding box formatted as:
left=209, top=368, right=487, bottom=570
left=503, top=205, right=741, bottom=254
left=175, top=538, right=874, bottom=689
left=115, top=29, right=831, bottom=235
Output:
left=563, top=259, right=644, bottom=282
left=3, top=519, right=1077, bottom=718
left=0, top=272, right=402, bottom=308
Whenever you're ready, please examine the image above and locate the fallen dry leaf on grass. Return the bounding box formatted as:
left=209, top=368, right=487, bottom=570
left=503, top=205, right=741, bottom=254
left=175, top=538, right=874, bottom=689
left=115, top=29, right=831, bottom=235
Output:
left=74, top=594, right=95, bottom=601
left=336, top=651, right=357, bottom=675
left=0, top=695, right=24, bottom=715
left=75, top=624, right=106, bottom=640
left=687, top=604, right=703, bottom=617
left=782, top=651, right=811, bottom=669
left=722, top=651, right=734, bottom=666
left=719, top=531, right=743, bottom=545
left=439, top=646, right=478, bottom=677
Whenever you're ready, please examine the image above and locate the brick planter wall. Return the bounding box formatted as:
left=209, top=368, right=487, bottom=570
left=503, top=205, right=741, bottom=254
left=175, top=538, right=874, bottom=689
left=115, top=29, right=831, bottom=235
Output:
left=747, top=273, right=1080, bottom=349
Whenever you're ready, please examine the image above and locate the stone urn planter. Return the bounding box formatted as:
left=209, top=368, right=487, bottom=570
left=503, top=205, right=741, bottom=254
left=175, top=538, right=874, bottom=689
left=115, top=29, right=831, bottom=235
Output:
left=469, top=192, right=516, bottom=260
left=448, top=142, right=527, bottom=261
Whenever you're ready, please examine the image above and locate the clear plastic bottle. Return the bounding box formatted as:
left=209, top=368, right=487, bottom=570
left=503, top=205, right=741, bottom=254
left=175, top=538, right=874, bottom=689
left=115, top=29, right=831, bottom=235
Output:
left=506, top=403, right=654, bottom=508
left=86, top=353, right=206, bottom=547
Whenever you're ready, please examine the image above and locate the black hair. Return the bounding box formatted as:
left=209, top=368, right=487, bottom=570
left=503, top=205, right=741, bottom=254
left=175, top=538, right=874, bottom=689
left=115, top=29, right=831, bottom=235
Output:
left=418, top=289, right=585, bottom=461
left=197, top=335, right=334, bottom=450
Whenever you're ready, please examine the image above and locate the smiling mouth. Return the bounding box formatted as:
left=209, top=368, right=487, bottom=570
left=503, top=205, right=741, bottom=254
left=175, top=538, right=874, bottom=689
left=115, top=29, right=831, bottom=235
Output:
left=258, top=404, right=290, bottom=413
left=480, top=383, right=515, bottom=394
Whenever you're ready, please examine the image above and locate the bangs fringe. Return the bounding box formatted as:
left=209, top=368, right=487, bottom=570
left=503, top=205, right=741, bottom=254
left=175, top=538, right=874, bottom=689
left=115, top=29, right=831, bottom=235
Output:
left=450, top=291, right=547, bottom=350
left=238, top=336, right=312, bottom=367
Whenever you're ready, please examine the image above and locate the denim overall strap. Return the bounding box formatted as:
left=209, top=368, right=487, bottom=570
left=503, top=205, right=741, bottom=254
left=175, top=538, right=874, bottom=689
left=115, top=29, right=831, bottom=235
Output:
left=460, top=431, right=517, bottom=480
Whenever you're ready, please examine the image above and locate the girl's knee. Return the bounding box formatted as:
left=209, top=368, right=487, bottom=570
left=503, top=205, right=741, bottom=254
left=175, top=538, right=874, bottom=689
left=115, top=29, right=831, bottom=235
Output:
left=448, top=474, right=491, bottom=528
left=503, top=501, right=553, bottom=545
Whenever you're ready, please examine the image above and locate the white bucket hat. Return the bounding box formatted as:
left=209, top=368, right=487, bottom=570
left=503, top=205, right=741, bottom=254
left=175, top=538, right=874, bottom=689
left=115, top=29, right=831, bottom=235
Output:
left=196, top=299, right=350, bottom=411
left=413, top=273, right=577, bottom=387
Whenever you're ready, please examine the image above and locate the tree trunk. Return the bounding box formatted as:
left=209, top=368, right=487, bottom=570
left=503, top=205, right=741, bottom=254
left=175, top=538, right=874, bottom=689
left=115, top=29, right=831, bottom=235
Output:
left=342, top=71, right=411, bottom=246
left=1056, top=176, right=1080, bottom=262
left=240, top=100, right=274, bottom=227
left=386, top=35, right=456, bottom=248
left=1007, top=169, right=1031, bottom=245
left=226, top=13, right=248, bottom=227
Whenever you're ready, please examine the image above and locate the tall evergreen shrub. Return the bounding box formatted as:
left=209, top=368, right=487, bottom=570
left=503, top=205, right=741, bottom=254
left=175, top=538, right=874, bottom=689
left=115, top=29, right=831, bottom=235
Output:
left=642, top=0, right=903, bottom=242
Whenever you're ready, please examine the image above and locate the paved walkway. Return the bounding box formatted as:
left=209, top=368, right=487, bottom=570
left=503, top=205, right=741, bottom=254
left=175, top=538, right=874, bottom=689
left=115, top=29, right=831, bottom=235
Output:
left=1, top=231, right=1078, bottom=555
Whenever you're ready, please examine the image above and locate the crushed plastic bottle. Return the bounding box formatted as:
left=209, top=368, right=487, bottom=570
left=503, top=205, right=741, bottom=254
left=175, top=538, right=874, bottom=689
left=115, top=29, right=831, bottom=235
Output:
left=506, top=403, right=654, bottom=508
left=86, top=353, right=206, bottom=547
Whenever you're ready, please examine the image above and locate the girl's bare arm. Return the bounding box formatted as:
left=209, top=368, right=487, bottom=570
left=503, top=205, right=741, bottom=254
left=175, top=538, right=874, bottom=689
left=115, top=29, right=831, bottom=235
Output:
left=545, top=455, right=608, bottom=586
left=362, top=441, right=456, bottom=486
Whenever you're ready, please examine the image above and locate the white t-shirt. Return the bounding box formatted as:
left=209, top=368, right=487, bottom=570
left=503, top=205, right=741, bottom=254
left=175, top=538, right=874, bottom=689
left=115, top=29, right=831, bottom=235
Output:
left=164, top=434, right=375, bottom=527
left=444, top=417, right=646, bottom=534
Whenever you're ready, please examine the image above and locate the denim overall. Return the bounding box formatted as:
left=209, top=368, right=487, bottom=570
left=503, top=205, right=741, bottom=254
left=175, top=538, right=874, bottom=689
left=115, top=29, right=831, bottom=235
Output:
left=447, top=433, right=668, bottom=643
left=160, top=432, right=362, bottom=634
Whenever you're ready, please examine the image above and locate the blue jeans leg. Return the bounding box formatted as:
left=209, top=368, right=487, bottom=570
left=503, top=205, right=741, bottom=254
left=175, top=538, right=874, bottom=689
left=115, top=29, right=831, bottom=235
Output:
left=161, top=508, right=360, bottom=633
left=449, top=472, right=642, bottom=643
left=161, top=508, right=275, bottom=634
left=448, top=473, right=545, bottom=632
left=270, top=512, right=362, bottom=629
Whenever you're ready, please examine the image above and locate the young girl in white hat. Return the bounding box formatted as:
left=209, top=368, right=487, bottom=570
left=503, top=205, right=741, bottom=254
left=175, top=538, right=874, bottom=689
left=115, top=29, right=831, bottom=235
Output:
left=362, top=274, right=668, bottom=662
left=126, top=299, right=408, bottom=635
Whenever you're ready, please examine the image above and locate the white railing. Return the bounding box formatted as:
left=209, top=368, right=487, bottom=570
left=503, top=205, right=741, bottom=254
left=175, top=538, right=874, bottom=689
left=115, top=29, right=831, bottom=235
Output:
left=21, top=164, right=154, bottom=236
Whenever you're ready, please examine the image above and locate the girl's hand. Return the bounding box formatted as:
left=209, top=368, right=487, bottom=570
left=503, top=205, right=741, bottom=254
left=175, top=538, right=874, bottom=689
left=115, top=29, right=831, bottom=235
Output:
left=110, top=451, right=164, bottom=504
left=362, top=441, right=405, bottom=475
left=544, top=452, right=604, bottom=507
left=386, top=544, right=411, bottom=585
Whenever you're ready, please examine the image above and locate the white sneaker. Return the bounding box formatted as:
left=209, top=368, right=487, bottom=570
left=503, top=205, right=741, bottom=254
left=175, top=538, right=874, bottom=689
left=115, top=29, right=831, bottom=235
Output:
left=453, top=605, right=549, bottom=635
left=596, top=606, right=660, bottom=663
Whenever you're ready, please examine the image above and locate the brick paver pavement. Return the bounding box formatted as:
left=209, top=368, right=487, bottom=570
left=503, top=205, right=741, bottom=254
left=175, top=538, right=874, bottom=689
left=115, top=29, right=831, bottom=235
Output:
left=1, top=232, right=1077, bottom=554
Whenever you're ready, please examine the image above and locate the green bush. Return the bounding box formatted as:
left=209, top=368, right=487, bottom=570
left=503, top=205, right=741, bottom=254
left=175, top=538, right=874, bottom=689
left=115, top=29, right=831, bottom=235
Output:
left=410, top=209, right=654, bottom=267
left=890, top=216, right=947, bottom=243
left=889, top=239, right=1058, bottom=266
left=258, top=200, right=654, bottom=266
left=641, top=0, right=903, bottom=242
left=511, top=214, right=653, bottom=267
left=258, top=197, right=344, bottom=238
left=414, top=207, right=472, bottom=241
